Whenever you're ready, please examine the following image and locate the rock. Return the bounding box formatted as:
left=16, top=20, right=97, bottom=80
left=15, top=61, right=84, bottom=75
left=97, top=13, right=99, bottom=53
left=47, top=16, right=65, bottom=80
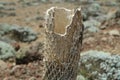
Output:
left=0, top=41, right=15, bottom=60
left=0, top=60, right=7, bottom=70
left=83, top=37, right=95, bottom=44
left=76, top=75, right=86, bottom=80
left=100, top=25, right=107, bottom=30
left=79, top=50, right=120, bottom=80
left=101, top=37, right=107, bottom=41
left=108, top=29, right=120, bottom=36
left=29, top=77, right=36, bottom=80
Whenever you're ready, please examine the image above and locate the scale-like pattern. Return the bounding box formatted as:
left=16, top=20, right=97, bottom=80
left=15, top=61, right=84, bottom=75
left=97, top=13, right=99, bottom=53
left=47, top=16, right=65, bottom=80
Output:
left=43, top=7, right=84, bottom=80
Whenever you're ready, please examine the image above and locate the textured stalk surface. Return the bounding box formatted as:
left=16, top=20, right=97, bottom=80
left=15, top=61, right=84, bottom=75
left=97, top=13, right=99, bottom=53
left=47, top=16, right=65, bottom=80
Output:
left=43, top=7, right=84, bottom=80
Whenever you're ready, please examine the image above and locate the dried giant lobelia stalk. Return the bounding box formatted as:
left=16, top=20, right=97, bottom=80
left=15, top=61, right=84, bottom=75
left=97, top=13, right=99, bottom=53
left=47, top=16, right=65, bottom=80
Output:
left=43, top=7, right=84, bottom=80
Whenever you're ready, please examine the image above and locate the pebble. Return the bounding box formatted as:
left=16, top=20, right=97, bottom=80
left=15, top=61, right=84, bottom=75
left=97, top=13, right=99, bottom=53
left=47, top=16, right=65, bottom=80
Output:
left=108, top=29, right=120, bottom=36
left=0, top=60, right=7, bottom=70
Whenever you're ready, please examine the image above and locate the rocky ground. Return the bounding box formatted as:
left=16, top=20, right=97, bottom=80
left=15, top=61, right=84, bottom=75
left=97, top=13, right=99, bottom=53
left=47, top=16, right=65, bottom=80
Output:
left=0, top=0, right=120, bottom=80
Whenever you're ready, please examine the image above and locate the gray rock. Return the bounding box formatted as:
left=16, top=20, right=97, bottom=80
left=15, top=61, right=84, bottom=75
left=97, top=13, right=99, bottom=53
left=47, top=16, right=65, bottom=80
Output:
left=29, top=77, right=36, bottom=80
left=0, top=60, right=7, bottom=70
left=0, top=41, right=15, bottom=60
left=108, top=29, right=120, bottom=36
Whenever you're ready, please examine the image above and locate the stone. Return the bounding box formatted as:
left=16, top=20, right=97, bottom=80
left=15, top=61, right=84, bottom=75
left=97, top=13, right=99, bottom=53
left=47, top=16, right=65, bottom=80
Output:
left=0, top=41, right=15, bottom=60
left=83, top=37, right=95, bottom=44
left=76, top=75, right=86, bottom=80
left=0, top=60, right=7, bottom=70
left=108, top=29, right=120, bottom=36
left=29, top=77, right=36, bottom=80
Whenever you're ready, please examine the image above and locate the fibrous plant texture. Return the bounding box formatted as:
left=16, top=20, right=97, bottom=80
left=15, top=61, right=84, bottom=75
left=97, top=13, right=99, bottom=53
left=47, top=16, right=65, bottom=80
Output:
left=43, top=7, right=84, bottom=80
